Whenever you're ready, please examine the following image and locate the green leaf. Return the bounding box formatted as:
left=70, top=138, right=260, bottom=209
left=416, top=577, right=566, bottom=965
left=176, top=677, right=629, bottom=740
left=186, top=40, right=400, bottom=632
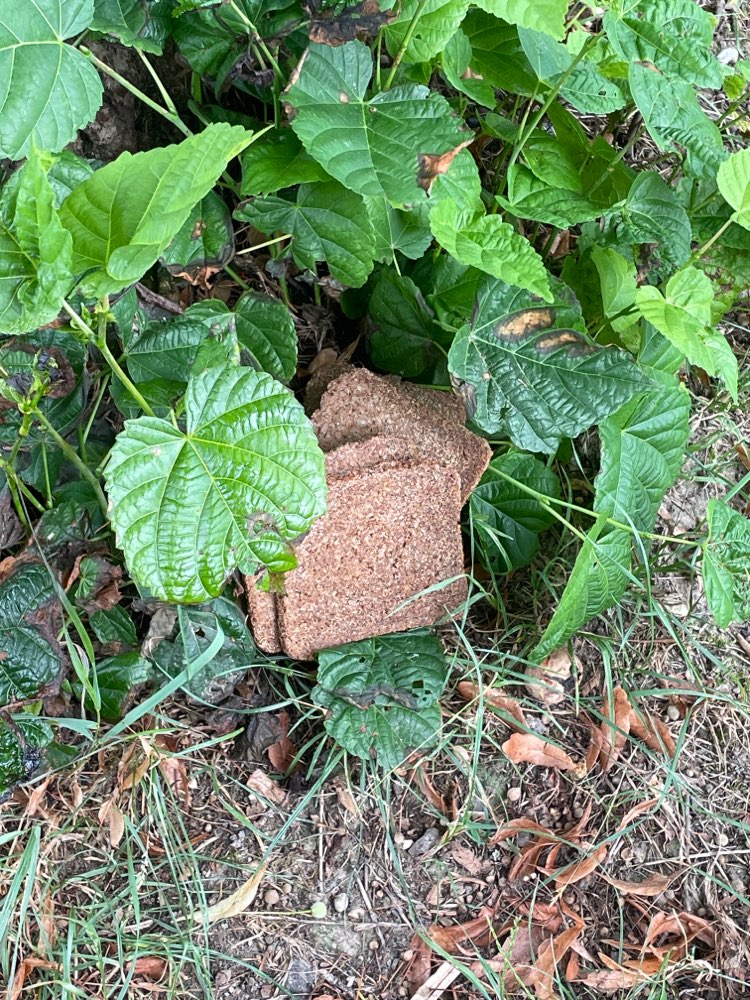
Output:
left=59, top=125, right=255, bottom=297
left=0, top=151, right=73, bottom=334
left=619, top=173, right=692, bottom=267
left=703, top=500, right=750, bottom=629
left=286, top=41, right=469, bottom=205
left=311, top=631, right=449, bottom=770
left=499, top=165, right=605, bottom=227
left=235, top=182, right=376, bottom=287
left=124, top=300, right=235, bottom=388
left=0, top=563, right=63, bottom=703
left=717, top=148, right=750, bottom=231
left=470, top=451, right=560, bottom=573
left=89, top=605, right=138, bottom=646
left=472, top=0, right=567, bottom=39
left=441, top=29, right=497, bottom=108
left=462, top=12, right=538, bottom=95
left=430, top=199, right=551, bottom=301
left=534, top=370, right=690, bottom=659
left=635, top=267, right=738, bottom=400
left=234, top=291, right=297, bottom=382
left=91, top=0, right=172, bottom=53
left=448, top=276, right=647, bottom=450
left=603, top=0, right=721, bottom=89
left=0, top=716, right=52, bottom=799
left=0, top=0, right=103, bottom=160
left=519, top=28, right=626, bottom=114
left=628, top=62, right=725, bottom=177
left=152, top=597, right=257, bottom=703
left=367, top=271, right=447, bottom=378
left=590, top=246, right=638, bottom=334
left=90, top=652, right=152, bottom=722
left=385, top=0, right=470, bottom=63
left=104, top=364, right=327, bottom=603
left=160, top=191, right=235, bottom=279
left=240, top=129, right=329, bottom=196
left=363, top=196, right=433, bottom=264
left=47, top=151, right=96, bottom=207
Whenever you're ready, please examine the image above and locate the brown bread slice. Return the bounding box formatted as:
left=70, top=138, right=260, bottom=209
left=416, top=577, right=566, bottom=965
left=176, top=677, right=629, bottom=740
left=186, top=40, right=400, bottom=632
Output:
left=312, top=369, right=490, bottom=505
left=324, top=435, right=425, bottom=480
left=277, top=463, right=466, bottom=660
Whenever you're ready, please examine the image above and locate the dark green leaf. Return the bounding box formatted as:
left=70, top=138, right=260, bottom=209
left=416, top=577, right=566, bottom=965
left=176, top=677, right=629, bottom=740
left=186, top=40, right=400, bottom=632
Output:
left=234, top=291, right=298, bottom=382
left=363, top=196, right=433, bottom=264
left=240, top=129, right=329, bottom=196
left=620, top=173, right=692, bottom=267
left=160, top=191, right=235, bottom=279
left=0, top=564, right=63, bottom=703
left=90, top=605, right=138, bottom=646
left=104, top=364, right=327, bottom=602
left=367, top=271, right=447, bottom=378
left=462, top=12, right=538, bottom=95
left=312, top=631, right=449, bottom=770
left=0, top=716, right=52, bottom=799
left=91, top=651, right=152, bottom=721
left=471, top=451, right=560, bottom=573
left=91, top=0, right=172, bottom=53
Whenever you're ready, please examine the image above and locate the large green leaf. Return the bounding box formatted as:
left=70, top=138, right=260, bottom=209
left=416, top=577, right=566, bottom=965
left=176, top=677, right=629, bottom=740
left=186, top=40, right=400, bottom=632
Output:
left=430, top=199, right=552, bottom=301
left=152, top=598, right=258, bottom=703
left=629, top=62, right=725, bottom=177
left=240, top=130, right=328, bottom=197
left=286, top=41, right=469, bottom=205
left=473, top=0, right=567, bottom=39
left=462, top=12, right=538, bottom=95
left=59, top=125, right=255, bottom=297
left=440, top=29, right=497, bottom=108
left=0, top=563, right=63, bottom=703
left=364, top=196, right=432, bottom=264
left=717, top=148, right=750, bottom=231
left=91, top=0, right=172, bottom=53
left=533, top=369, right=690, bottom=659
left=0, top=151, right=73, bottom=334
left=519, top=28, right=626, bottom=114
left=234, top=291, right=297, bottom=382
left=0, top=0, right=103, bottom=160
left=470, top=451, right=560, bottom=573
left=702, top=500, right=750, bottom=629
left=104, top=364, right=327, bottom=603
left=160, top=191, right=234, bottom=279
left=367, top=271, right=447, bottom=378
left=448, top=277, right=647, bottom=451
left=89, top=652, right=152, bottom=722
left=635, top=268, right=738, bottom=400
left=500, top=165, right=605, bottom=228
left=619, top=173, right=692, bottom=267
left=604, top=0, right=721, bottom=89
left=235, top=182, right=376, bottom=287
left=312, top=631, right=449, bottom=770
left=384, top=0, right=470, bottom=63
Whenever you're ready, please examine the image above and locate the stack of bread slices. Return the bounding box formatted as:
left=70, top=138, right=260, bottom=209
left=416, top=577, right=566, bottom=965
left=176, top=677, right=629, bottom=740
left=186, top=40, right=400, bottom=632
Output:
left=245, top=367, right=491, bottom=660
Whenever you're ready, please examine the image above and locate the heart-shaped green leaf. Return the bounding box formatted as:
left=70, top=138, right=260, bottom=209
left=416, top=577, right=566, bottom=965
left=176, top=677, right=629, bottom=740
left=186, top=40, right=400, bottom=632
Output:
left=104, top=364, right=327, bottom=603
left=0, top=563, right=63, bottom=703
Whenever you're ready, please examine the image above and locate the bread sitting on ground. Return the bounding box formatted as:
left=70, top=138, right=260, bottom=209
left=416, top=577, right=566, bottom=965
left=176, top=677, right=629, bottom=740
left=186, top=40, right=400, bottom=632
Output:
left=246, top=368, right=491, bottom=659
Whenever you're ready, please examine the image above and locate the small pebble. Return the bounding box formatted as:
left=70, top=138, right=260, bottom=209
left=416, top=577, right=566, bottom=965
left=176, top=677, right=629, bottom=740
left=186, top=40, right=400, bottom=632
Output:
left=368, top=939, right=380, bottom=951
left=507, top=786, right=522, bottom=803
left=349, top=907, right=365, bottom=921
left=282, top=882, right=292, bottom=894
left=260, top=987, right=274, bottom=999
left=573, top=806, right=584, bottom=818
left=263, top=888, right=280, bottom=906
left=718, top=45, right=740, bottom=65
left=697, top=907, right=707, bottom=916
left=402, top=949, right=414, bottom=962
left=400, top=839, right=414, bottom=850
left=666, top=704, right=681, bottom=721
left=718, top=833, right=730, bottom=847
left=310, top=900, right=327, bottom=919
left=333, top=892, right=349, bottom=914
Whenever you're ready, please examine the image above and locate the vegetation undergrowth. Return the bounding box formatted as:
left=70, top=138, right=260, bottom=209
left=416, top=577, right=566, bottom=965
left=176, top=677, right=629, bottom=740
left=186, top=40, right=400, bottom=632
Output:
left=1, top=0, right=749, bottom=996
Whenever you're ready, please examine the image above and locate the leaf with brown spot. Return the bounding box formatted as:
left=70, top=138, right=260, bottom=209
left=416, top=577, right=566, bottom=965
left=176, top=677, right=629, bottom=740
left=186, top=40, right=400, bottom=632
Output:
left=309, top=0, right=395, bottom=46
left=456, top=681, right=527, bottom=731
left=417, top=139, right=473, bottom=193
left=502, top=733, right=586, bottom=776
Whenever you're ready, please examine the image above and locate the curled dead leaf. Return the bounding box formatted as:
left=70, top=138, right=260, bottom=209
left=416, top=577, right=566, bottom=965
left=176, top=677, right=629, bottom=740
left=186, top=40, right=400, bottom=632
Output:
left=525, top=647, right=576, bottom=706
left=600, top=687, right=631, bottom=772
left=457, top=681, right=527, bottom=731
left=552, top=844, right=608, bottom=887
left=503, top=733, right=586, bottom=776
left=602, top=872, right=674, bottom=897
left=247, top=768, right=287, bottom=805
left=196, top=861, right=269, bottom=924
left=127, top=956, right=168, bottom=981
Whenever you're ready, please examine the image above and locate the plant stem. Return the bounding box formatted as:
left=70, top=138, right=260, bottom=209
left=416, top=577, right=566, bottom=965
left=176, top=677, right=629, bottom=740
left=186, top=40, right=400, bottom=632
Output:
left=79, top=46, right=191, bottom=137
left=691, top=217, right=734, bottom=263
left=32, top=409, right=108, bottom=517
left=236, top=234, right=292, bottom=256
left=62, top=300, right=156, bottom=418
left=228, top=0, right=283, bottom=80
left=382, top=0, right=430, bottom=90
left=136, top=49, right=184, bottom=122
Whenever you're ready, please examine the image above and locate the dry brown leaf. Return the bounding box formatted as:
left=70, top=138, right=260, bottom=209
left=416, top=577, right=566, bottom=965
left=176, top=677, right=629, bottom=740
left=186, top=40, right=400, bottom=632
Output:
left=525, top=647, right=576, bottom=707
left=602, top=872, right=674, bottom=897
left=450, top=843, right=482, bottom=876
left=509, top=841, right=553, bottom=881
left=333, top=776, right=360, bottom=818
left=628, top=708, right=677, bottom=757
left=490, top=816, right=558, bottom=848
left=127, top=957, right=168, bottom=981
left=583, top=715, right=605, bottom=773
left=616, top=797, right=659, bottom=831
left=572, top=967, right=644, bottom=992
left=266, top=710, right=296, bottom=773
left=117, top=739, right=153, bottom=792
left=552, top=845, right=608, bottom=887
left=503, top=733, right=586, bottom=776
left=643, top=910, right=715, bottom=957
left=197, top=861, right=269, bottom=924
left=9, top=958, right=58, bottom=1000
left=410, top=764, right=453, bottom=818
left=98, top=795, right=125, bottom=848
left=429, top=906, right=496, bottom=953
left=600, top=687, right=631, bottom=772
left=456, top=681, right=527, bottom=731
left=525, top=924, right=584, bottom=1000
left=246, top=769, right=287, bottom=805
left=154, top=739, right=191, bottom=811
